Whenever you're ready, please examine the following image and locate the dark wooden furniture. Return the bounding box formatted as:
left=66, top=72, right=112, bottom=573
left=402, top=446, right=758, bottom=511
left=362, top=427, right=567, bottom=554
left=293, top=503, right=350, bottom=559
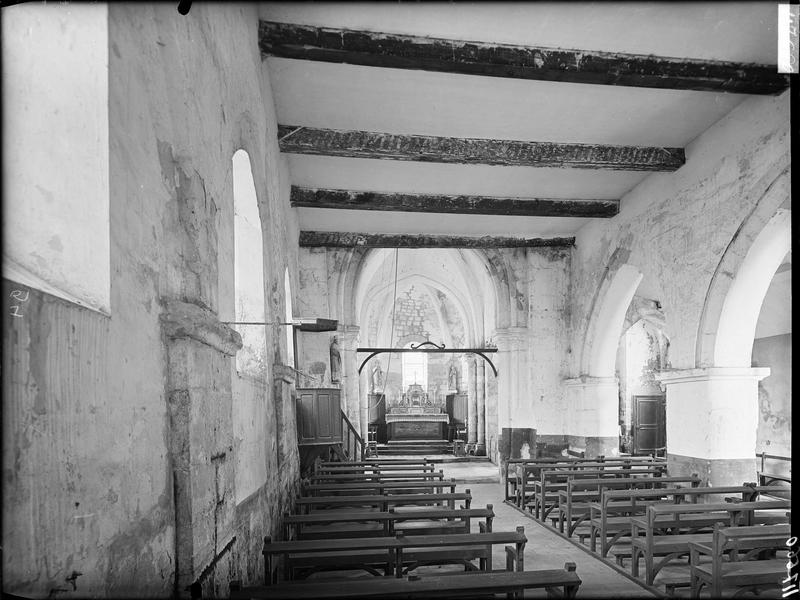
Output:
left=630, top=499, right=791, bottom=584
left=294, top=491, right=473, bottom=514
left=503, top=456, right=664, bottom=503
left=260, top=526, right=526, bottom=583
left=283, top=504, right=494, bottom=540
left=301, top=477, right=458, bottom=497
left=314, top=463, right=436, bottom=474
left=530, top=465, right=667, bottom=521
left=296, top=388, right=342, bottom=445
left=232, top=562, right=582, bottom=599
left=556, top=475, right=700, bottom=537
left=319, top=458, right=436, bottom=468
left=308, top=470, right=445, bottom=483
left=689, top=523, right=791, bottom=597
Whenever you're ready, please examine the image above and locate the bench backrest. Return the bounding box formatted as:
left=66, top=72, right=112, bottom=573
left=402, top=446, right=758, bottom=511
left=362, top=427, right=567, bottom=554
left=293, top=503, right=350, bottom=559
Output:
left=302, top=477, right=457, bottom=493
left=644, top=499, right=792, bottom=527
left=309, top=470, right=445, bottom=481
left=295, top=491, right=472, bottom=508
left=539, top=466, right=665, bottom=484
left=712, top=522, right=792, bottom=555
left=567, top=475, right=699, bottom=494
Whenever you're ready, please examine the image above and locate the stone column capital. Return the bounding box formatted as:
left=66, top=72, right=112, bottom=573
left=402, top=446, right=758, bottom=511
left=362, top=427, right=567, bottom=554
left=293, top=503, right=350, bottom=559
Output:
left=492, top=327, right=529, bottom=349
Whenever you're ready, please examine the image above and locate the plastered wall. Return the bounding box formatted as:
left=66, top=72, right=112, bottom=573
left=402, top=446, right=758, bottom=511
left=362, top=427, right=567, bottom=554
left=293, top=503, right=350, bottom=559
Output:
left=3, top=4, right=299, bottom=597
left=563, top=91, right=789, bottom=456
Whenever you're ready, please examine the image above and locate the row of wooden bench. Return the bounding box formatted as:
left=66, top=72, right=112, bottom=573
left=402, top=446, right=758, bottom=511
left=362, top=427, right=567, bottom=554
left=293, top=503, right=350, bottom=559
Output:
left=504, top=456, right=791, bottom=596
left=231, top=457, right=583, bottom=598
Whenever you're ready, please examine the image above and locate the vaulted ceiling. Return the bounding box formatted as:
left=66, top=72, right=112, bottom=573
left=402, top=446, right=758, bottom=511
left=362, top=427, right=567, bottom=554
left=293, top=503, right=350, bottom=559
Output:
left=257, top=2, right=787, bottom=248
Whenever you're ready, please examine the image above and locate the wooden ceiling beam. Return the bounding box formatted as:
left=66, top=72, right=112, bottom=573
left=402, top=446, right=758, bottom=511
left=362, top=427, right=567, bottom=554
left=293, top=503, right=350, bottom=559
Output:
left=278, top=126, right=684, bottom=172
left=259, top=21, right=789, bottom=95
left=299, top=231, right=575, bottom=248
left=291, top=186, right=618, bottom=218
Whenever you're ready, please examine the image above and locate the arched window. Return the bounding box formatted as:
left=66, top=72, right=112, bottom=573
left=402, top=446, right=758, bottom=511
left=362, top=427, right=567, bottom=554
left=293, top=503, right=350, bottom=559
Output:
left=232, top=149, right=266, bottom=376
left=401, top=347, right=427, bottom=390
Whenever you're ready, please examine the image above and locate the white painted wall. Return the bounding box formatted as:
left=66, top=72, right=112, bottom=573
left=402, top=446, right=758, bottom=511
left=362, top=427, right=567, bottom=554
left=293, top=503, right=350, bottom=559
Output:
left=2, top=3, right=110, bottom=313
left=570, top=92, right=790, bottom=372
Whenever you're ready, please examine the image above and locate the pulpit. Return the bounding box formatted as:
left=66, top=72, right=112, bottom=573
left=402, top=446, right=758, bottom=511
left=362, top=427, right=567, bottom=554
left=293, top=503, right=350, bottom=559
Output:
left=385, top=384, right=449, bottom=440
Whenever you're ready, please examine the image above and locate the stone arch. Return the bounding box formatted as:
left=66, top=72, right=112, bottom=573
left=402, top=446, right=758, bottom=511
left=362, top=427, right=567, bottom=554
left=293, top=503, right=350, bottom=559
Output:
left=582, top=261, right=644, bottom=377
left=695, top=167, right=791, bottom=367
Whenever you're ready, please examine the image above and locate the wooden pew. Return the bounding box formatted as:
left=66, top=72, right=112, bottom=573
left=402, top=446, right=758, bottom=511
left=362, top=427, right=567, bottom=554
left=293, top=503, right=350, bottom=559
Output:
left=294, top=490, right=473, bottom=514
left=283, top=504, right=494, bottom=540
left=302, top=477, right=458, bottom=497
left=756, top=451, right=791, bottom=489
left=630, top=499, right=791, bottom=584
left=530, top=465, right=667, bottom=521
left=589, top=484, right=790, bottom=561
left=556, top=475, right=701, bottom=537
left=515, top=459, right=666, bottom=509
left=308, top=470, right=445, bottom=483
left=232, top=562, right=582, bottom=599
left=504, top=456, right=664, bottom=504
left=689, top=523, right=790, bottom=597
left=319, top=459, right=435, bottom=468
left=260, top=526, right=526, bottom=583
left=315, top=463, right=436, bottom=475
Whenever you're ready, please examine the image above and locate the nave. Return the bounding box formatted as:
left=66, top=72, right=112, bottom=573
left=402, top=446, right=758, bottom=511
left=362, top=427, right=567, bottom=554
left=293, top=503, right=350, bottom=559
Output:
left=229, top=456, right=790, bottom=599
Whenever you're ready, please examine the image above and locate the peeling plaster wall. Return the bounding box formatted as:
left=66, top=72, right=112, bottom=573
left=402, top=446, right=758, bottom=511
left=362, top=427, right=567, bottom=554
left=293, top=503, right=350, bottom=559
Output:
left=3, top=4, right=299, bottom=597
left=570, top=92, right=790, bottom=375
left=752, top=334, right=792, bottom=458
left=523, top=248, right=571, bottom=436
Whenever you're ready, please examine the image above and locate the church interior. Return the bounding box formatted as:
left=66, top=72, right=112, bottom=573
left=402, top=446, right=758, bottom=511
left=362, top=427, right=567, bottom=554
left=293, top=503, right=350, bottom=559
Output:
left=2, top=2, right=792, bottom=598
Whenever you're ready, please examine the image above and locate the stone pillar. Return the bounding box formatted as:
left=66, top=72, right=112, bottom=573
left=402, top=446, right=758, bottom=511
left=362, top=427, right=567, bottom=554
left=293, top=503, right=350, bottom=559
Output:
left=338, top=325, right=362, bottom=437
left=561, top=376, right=619, bottom=458
left=476, top=359, right=486, bottom=454
left=494, top=327, right=534, bottom=462
left=656, top=367, right=768, bottom=486
left=467, top=356, right=478, bottom=445
left=161, top=300, right=241, bottom=598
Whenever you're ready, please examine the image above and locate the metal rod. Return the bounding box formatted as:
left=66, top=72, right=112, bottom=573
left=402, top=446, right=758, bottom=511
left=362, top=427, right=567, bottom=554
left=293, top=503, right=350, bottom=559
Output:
left=357, top=348, right=497, bottom=353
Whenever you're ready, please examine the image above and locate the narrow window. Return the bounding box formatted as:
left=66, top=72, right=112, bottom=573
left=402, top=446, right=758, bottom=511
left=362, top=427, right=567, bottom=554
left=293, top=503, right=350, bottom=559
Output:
left=232, top=150, right=266, bottom=377
left=284, top=267, right=295, bottom=368
left=401, top=348, right=427, bottom=390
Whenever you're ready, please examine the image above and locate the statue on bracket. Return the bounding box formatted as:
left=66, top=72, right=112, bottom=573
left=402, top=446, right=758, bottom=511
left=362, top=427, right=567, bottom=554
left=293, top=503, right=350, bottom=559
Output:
left=370, top=361, right=385, bottom=394
left=329, top=335, right=342, bottom=385
left=448, top=362, right=459, bottom=393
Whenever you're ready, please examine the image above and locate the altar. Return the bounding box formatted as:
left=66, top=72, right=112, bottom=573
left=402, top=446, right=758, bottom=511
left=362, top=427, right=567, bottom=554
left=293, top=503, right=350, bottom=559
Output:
left=385, top=383, right=449, bottom=440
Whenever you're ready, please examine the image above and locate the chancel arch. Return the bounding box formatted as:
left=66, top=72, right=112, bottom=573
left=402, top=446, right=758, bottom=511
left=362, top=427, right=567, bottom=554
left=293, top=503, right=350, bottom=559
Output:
left=352, top=248, right=502, bottom=454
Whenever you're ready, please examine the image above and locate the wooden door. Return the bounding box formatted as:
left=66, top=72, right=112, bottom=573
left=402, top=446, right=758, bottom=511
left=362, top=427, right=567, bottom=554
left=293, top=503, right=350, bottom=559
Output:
left=296, top=388, right=342, bottom=445
left=632, top=394, right=666, bottom=456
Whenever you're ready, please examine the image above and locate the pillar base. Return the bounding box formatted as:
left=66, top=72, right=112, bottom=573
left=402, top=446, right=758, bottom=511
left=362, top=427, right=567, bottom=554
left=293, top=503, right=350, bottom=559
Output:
left=499, top=427, right=536, bottom=462
left=536, top=434, right=618, bottom=459
left=667, top=453, right=757, bottom=487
